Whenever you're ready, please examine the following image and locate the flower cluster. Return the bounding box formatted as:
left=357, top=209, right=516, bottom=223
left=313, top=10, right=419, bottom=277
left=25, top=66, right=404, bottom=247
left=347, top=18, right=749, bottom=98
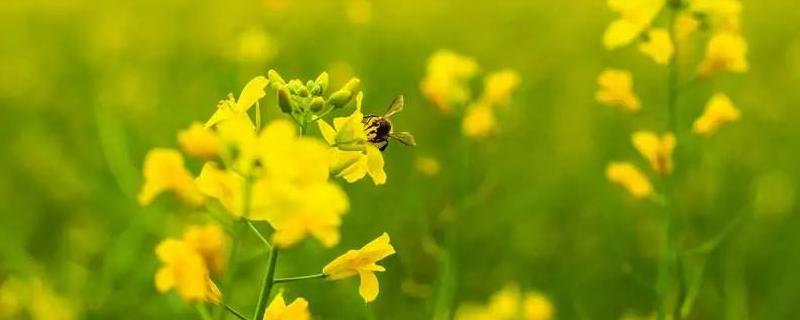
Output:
left=138, top=70, right=408, bottom=318
left=598, top=0, right=746, bottom=200
left=454, top=284, right=554, bottom=320
left=421, top=50, right=521, bottom=139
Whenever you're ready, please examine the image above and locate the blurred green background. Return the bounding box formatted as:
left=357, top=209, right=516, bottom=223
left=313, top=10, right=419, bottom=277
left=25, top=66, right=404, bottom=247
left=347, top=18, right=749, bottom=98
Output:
left=1, top=0, right=799, bottom=319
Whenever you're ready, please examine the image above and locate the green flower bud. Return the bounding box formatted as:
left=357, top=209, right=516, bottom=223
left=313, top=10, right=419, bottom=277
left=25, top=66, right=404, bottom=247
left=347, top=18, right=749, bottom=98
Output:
left=342, top=78, right=361, bottom=94
left=327, top=89, right=352, bottom=109
left=268, top=70, right=286, bottom=89
left=309, top=84, right=323, bottom=96
left=315, top=72, right=330, bottom=93
left=310, top=96, right=325, bottom=112
left=277, top=87, right=293, bottom=114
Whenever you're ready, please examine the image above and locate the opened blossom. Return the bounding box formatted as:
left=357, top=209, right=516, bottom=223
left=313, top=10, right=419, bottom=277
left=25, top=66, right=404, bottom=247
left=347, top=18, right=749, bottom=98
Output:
left=420, top=50, right=479, bottom=113
left=639, top=29, right=674, bottom=65
left=693, top=93, right=741, bottom=136
left=323, top=233, right=395, bottom=302
left=138, top=148, right=204, bottom=207
left=154, top=238, right=221, bottom=303
left=632, top=131, right=676, bottom=175
left=698, top=32, right=748, bottom=77
left=262, top=292, right=311, bottom=320
left=603, top=0, right=665, bottom=49
left=455, top=284, right=554, bottom=320
left=178, top=122, right=222, bottom=159
left=205, top=76, right=269, bottom=129
left=606, top=162, right=653, bottom=199
left=596, top=69, right=641, bottom=113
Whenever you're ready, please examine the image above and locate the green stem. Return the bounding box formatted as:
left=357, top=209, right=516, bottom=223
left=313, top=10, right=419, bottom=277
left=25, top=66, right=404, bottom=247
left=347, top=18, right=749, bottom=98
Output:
left=197, top=303, right=214, bottom=320
left=223, top=303, right=250, bottom=320
left=246, top=220, right=272, bottom=249
left=216, top=221, right=245, bottom=320
left=273, top=273, right=327, bottom=284
left=253, top=248, right=279, bottom=320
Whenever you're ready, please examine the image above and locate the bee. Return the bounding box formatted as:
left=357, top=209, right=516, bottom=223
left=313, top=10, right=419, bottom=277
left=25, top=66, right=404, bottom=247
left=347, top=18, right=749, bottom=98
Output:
left=363, top=95, right=416, bottom=151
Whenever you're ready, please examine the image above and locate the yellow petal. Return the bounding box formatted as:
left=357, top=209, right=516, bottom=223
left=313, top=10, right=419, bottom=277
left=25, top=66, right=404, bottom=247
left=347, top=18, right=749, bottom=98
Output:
left=606, top=162, right=653, bottom=199
left=236, top=76, right=269, bottom=112
left=196, top=163, right=244, bottom=217
left=138, top=148, right=204, bottom=207
left=358, top=271, right=380, bottom=302
left=462, top=103, right=497, bottom=138
left=693, top=93, right=741, bottom=136
left=154, top=268, right=174, bottom=293
left=178, top=122, right=221, bottom=159
left=317, top=120, right=337, bottom=145
left=639, top=28, right=674, bottom=64
left=365, top=145, right=386, bottom=185
left=604, top=19, right=642, bottom=49
left=264, top=292, right=288, bottom=319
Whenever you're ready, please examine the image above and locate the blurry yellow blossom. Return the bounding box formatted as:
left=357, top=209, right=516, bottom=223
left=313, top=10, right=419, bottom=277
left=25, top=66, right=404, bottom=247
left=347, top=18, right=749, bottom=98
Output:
left=690, top=0, right=742, bottom=32
left=421, top=50, right=479, bottom=113
left=606, top=162, right=653, bottom=199
left=0, top=277, right=76, bottom=320
left=632, top=131, right=676, bottom=175
left=345, top=0, right=372, bottom=26
left=596, top=69, right=641, bottom=113
left=318, top=92, right=387, bottom=185
left=138, top=148, right=204, bottom=206
left=693, top=93, right=741, bottom=136
left=178, top=122, right=221, bottom=159
left=323, top=233, right=395, bottom=302
left=462, top=103, right=497, bottom=138
left=252, top=120, right=349, bottom=248
left=235, top=28, right=277, bottom=63
left=639, top=29, right=674, bottom=65
left=674, top=13, right=700, bottom=42
left=481, top=69, right=521, bottom=106
left=603, top=0, right=665, bottom=49
left=154, top=238, right=221, bottom=304
left=455, top=284, right=554, bottom=320
left=205, top=76, right=269, bottom=129
left=196, top=163, right=244, bottom=216
left=416, top=155, right=441, bottom=176
left=183, top=224, right=227, bottom=276
left=263, top=292, right=310, bottom=320
left=697, top=32, right=748, bottom=77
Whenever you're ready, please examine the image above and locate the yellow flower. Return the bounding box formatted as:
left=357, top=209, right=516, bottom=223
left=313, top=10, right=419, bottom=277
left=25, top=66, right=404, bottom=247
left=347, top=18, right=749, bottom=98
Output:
left=205, top=76, right=269, bottom=129
left=421, top=50, right=479, bottom=113
left=689, top=0, right=742, bottom=32
left=178, top=122, right=221, bottom=159
left=416, top=155, right=441, bottom=176
left=481, top=69, right=521, bottom=106
left=318, top=92, right=387, bottom=185
left=462, top=103, right=497, bottom=138
left=323, top=233, right=396, bottom=302
left=603, top=0, right=665, bottom=49
left=182, top=224, right=227, bottom=276
left=252, top=120, right=350, bottom=248
left=138, top=148, right=204, bottom=207
left=455, top=284, right=554, bottom=320
left=196, top=163, right=244, bottom=216
left=693, top=93, right=741, bottom=136
left=697, top=32, right=748, bottom=77
left=639, top=29, right=674, bottom=65
left=606, top=162, right=653, bottom=199
left=632, top=131, right=676, bottom=175
left=596, top=69, right=641, bottom=113
left=674, top=13, right=700, bottom=42
left=154, top=238, right=221, bottom=304
left=262, top=292, right=310, bottom=320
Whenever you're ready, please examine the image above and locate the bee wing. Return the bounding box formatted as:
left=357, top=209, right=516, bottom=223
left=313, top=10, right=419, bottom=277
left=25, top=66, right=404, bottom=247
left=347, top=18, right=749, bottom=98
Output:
left=389, top=132, right=416, bottom=146
left=383, top=95, right=404, bottom=118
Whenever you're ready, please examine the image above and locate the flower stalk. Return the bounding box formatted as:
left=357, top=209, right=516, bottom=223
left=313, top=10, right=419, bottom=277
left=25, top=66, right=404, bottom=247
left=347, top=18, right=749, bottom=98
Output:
left=253, top=247, right=279, bottom=320
left=273, top=273, right=328, bottom=284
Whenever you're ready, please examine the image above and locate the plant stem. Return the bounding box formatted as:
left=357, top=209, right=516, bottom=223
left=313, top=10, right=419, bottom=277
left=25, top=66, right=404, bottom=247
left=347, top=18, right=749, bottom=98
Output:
left=216, top=221, right=245, bottom=320
left=273, top=273, right=328, bottom=284
left=223, top=303, right=250, bottom=320
left=197, top=303, right=214, bottom=320
left=246, top=220, right=272, bottom=249
left=253, top=248, right=279, bottom=320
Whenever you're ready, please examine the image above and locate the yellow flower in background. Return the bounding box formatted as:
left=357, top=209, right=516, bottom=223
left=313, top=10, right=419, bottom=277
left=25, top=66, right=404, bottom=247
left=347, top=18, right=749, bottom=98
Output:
left=0, top=277, right=76, bottom=320
left=250, top=120, right=349, bottom=248
left=138, top=148, right=204, bottom=207
left=205, top=76, right=269, bottom=129
left=455, top=284, right=554, bottom=320
left=632, top=131, right=676, bottom=175
left=154, top=238, right=221, bottom=304
left=606, top=162, right=653, bottom=199
left=693, top=93, right=741, bottom=136
left=639, top=29, right=674, bottom=65
left=196, top=163, right=244, bottom=216
left=603, top=0, right=665, bottom=49
left=421, top=50, right=479, bottom=113
left=674, top=13, right=700, bottom=42
left=697, top=32, right=748, bottom=77
left=481, top=69, right=521, bottom=106
left=263, top=292, right=311, bottom=320
left=318, top=92, right=387, bottom=185
left=596, top=69, right=641, bottom=113
left=182, top=224, right=227, bottom=276
left=323, top=233, right=396, bottom=302
left=416, top=155, right=441, bottom=176
left=689, top=0, right=742, bottom=32
left=462, top=103, right=497, bottom=138
left=178, top=122, right=221, bottom=159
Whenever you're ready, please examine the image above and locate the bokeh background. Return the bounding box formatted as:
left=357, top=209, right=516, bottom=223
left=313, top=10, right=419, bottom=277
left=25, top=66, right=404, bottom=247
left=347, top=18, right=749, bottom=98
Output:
left=1, top=0, right=799, bottom=319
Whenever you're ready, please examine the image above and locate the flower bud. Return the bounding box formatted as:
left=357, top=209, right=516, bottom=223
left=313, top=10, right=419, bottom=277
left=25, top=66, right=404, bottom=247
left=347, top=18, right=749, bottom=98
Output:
left=315, top=72, right=330, bottom=93
left=277, top=87, right=293, bottom=114
left=342, top=78, right=361, bottom=94
left=268, top=70, right=286, bottom=89
left=327, top=89, right=352, bottom=109
left=310, top=96, right=325, bottom=112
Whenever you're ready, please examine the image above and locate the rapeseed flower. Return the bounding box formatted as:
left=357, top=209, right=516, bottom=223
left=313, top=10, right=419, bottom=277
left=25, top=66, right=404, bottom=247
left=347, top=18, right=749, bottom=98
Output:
left=138, top=148, right=204, bottom=206
left=182, top=224, right=227, bottom=276
left=693, top=93, right=740, bottom=136
left=632, top=131, right=676, bottom=175
left=462, top=103, right=497, bottom=138
left=697, top=32, right=748, bottom=77
left=421, top=50, right=479, bottom=113
left=603, top=0, right=665, bottom=49
left=481, top=69, right=521, bottom=107
left=154, top=238, right=221, bottom=303
left=323, top=233, right=395, bottom=302
left=596, top=69, right=641, bottom=113
left=263, top=292, right=311, bottom=320
left=462, top=69, right=520, bottom=139
left=196, top=163, right=244, bottom=216
left=178, top=122, right=221, bottom=159
left=689, top=0, right=742, bottom=32
left=639, top=29, right=674, bottom=65
left=205, top=76, right=269, bottom=129
left=318, top=92, right=386, bottom=185
left=455, top=284, right=554, bottom=320
left=606, top=162, right=653, bottom=199
left=674, top=13, right=700, bottom=42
